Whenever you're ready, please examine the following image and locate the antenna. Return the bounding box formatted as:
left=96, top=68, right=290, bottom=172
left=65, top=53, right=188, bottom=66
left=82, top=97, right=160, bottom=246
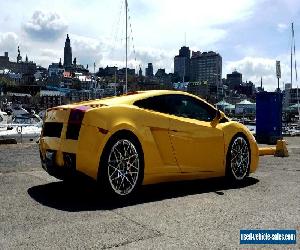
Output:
left=184, top=32, right=186, bottom=46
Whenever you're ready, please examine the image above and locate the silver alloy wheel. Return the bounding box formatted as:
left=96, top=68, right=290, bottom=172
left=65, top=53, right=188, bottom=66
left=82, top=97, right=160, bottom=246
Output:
left=230, top=136, right=250, bottom=180
left=107, top=139, right=140, bottom=195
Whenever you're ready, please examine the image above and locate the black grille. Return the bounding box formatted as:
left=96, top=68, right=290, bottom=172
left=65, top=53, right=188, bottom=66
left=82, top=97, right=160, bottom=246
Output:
left=66, top=124, right=81, bottom=140
left=43, top=122, right=63, bottom=137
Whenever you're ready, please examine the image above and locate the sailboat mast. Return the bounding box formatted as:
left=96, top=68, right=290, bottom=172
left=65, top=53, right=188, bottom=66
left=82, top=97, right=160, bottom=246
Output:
left=291, top=22, right=300, bottom=120
left=125, top=0, right=128, bottom=94
left=291, top=23, right=294, bottom=87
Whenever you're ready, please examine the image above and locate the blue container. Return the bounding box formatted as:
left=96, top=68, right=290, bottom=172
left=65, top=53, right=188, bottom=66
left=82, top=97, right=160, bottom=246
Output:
left=256, top=92, right=283, bottom=144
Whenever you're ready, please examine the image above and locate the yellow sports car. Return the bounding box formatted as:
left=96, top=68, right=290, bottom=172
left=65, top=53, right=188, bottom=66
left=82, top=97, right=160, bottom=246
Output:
left=39, top=90, right=259, bottom=197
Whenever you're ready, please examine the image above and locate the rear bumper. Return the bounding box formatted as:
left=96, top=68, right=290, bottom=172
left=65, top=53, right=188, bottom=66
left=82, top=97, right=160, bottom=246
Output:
left=40, top=150, right=76, bottom=180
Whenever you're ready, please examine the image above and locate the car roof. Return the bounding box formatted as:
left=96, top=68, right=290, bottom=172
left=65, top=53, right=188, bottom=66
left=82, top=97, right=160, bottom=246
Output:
left=59, top=90, right=216, bottom=110
left=95, top=89, right=212, bottom=106
left=98, top=90, right=179, bottom=105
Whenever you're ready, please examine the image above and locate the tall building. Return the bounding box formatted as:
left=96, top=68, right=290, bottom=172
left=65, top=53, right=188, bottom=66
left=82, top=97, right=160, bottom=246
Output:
left=226, top=70, right=242, bottom=90
left=145, top=63, right=153, bottom=77
left=190, top=51, right=222, bottom=87
left=64, top=34, right=72, bottom=68
left=174, top=46, right=190, bottom=82
left=179, top=46, right=191, bottom=58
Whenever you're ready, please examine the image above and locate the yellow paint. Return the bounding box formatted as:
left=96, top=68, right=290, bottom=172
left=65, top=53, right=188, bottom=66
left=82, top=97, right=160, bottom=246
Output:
left=259, top=147, right=276, bottom=156
left=169, top=117, right=224, bottom=174
left=39, top=90, right=260, bottom=184
left=275, top=140, right=289, bottom=157
left=258, top=140, right=289, bottom=157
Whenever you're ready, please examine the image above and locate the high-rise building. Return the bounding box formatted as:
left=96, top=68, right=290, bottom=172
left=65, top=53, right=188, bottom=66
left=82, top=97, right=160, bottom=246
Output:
left=64, top=34, right=72, bottom=68
left=174, top=46, right=190, bottom=82
left=226, top=70, right=242, bottom=90
left=190, top=51, right=222, bottom=87
left=145, top=63, right=153, bottom=77
left=179, top=46, right=191, bottom=58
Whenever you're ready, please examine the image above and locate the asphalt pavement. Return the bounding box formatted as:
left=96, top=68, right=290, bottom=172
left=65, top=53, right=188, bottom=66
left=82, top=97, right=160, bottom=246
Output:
left=0, top=138, right=299, bottom=249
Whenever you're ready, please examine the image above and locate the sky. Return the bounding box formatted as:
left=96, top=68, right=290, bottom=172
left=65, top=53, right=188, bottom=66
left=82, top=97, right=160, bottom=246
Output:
left=1, top=0, right=300, bottom=90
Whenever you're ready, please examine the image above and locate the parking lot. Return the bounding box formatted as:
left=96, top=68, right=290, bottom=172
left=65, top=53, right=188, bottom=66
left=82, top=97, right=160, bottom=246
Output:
left=0, top=138, right=299, bottom=249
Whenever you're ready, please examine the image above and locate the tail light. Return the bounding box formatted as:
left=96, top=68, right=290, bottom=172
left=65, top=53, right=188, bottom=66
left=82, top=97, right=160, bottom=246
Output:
left=68, top=106, right=90, bottom=124
left=66, top=106, right=90, bottom=140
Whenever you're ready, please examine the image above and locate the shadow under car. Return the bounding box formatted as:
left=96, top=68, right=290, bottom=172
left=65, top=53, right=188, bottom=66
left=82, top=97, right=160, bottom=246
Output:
left=27, top=176, right=259, bottom=212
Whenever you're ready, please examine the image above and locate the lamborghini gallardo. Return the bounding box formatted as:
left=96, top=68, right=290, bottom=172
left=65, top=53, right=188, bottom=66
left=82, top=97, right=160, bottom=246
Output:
left=39, top=90, right=259, bottom=197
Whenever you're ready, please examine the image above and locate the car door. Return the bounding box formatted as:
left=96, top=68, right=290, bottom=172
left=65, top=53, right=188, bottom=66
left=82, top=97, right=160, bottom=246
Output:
left=167, top=94, right=225, bottom=174
left=134, top=95, right=180, bottom=174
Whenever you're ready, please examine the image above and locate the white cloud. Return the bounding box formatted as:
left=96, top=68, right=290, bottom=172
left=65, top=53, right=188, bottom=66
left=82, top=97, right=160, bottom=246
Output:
left=23, top=11, right=68, bottom=41
left=224, top=54, right=300, bottom=91
left=65, top=34, right=104, bottom=69
left=35, top=48, right=62, bottom=67
left=225, top=57, right=278, bottom=90
left=3, top=0, right=294, bottom=82
left=0, top=32, right=19, bottom=56
left=277, top=23, right=288, bottom=32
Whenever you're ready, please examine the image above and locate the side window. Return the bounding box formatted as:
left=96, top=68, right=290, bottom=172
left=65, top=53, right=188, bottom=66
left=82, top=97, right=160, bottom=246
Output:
left=166, top=95, right=216, bottom=122
left=134, top=95, right=170, bottom=114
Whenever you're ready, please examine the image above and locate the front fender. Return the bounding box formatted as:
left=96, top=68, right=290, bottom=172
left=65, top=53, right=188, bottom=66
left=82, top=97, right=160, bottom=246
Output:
left=219, top=121, right=259, bottom=174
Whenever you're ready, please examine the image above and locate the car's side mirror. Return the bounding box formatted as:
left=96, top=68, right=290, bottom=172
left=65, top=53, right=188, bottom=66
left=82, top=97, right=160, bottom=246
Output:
left=211, top=109, right=225, bottom=127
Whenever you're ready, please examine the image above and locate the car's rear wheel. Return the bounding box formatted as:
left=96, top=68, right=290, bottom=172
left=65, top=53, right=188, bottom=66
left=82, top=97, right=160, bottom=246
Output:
left=99, top=133, right=144, bottom=198
left=226, top=135, right=250, bottom=181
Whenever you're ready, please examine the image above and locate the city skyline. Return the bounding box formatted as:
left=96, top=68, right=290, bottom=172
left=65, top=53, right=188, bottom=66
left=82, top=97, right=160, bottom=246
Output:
left=1, top=0, right=300, bottom=90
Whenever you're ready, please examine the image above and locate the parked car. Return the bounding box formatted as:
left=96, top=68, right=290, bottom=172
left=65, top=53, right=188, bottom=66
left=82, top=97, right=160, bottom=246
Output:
left=39, top=90, right=259, bottom=198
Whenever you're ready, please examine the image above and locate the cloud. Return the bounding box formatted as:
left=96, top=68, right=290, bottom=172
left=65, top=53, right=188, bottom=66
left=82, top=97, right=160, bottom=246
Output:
left=34, top=48, right=62, bottom=67
left=23, top=11, right=68, bottom=41
left=277, top=23, right=288, bottom=32
left=68, top=34, right=175, bottom=73
left=133, top=47, right=175, bottom=73
left=225, top=57, right=279, bottom=90
left=224, top=55, right=300, bottom=91
left=100, top=44, right=175, bottom=73
left=69, top=34, right=104, bottom=68
left=0, top=32, right=19, bottom=56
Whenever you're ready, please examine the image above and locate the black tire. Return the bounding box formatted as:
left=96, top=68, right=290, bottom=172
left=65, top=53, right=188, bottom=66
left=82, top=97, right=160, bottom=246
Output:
left=98, top=132, right=144, bottom=199
left=226, top=134, right=250, bottom=182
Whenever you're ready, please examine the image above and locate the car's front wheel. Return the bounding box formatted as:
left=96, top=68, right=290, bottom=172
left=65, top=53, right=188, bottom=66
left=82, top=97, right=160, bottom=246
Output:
left=226, top=135, right=250, bottom=181
left=99, top=133, right=144, bottom=198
